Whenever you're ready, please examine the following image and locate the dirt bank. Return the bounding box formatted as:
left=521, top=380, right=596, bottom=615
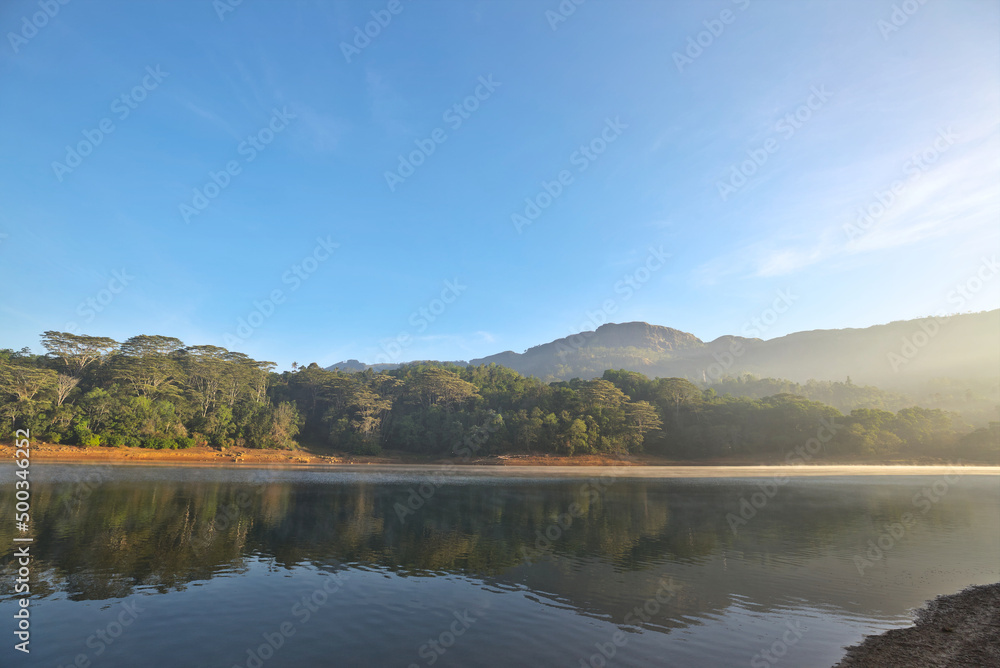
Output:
left=833, top=582, right=1000, bottom=667
left=3, top=442, right=1000, bottom=478
left=1, top=442, right=637, bottom=466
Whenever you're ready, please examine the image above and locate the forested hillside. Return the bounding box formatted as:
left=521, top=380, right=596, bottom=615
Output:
left=467, top=311, right=1000, bottom=392
left=704, top=375, right=1000, bottom=427
left=1, top=332, right=997, bottom=462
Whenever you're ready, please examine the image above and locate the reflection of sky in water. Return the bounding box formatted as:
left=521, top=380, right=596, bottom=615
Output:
left=1, top=466, right=997, bottom=667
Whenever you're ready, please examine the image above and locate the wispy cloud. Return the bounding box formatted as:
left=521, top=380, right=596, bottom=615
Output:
left=291, top=106, right=344, bottom=153
left=695, top=122, right=999, bottom=282
left=180, top=100, right=243, bottom=141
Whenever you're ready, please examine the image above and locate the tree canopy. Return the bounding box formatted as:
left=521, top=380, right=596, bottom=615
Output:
left=0, top=333, right=995, bottom=462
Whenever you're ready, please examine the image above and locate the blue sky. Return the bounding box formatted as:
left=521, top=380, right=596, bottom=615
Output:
left=1, top=0, right=997, bottom=370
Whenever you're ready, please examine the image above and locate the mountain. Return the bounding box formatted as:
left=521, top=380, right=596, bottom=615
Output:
left=327, top=359, right=371, bottom=372
left=466, top=322, right=709, bottom=380
left=467, top=310, right=1000, bottom=389
left=328, top=310, right=999, bottom=390
left=326, top=359, right=468, bottom=373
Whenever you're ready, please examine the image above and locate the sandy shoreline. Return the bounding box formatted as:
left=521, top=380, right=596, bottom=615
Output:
left=4, top=443, right=998, bottom=476
left=833, top=583, right=1000, bottom=667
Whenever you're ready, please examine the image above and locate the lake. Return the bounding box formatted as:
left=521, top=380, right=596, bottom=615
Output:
left=1, top=465, right=998, bottom=667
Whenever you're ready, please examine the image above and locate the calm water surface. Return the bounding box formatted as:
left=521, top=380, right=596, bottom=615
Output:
left=1, top=465, right=998, bottom=667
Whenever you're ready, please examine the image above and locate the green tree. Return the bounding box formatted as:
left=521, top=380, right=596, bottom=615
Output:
left=624, top=400, right=662, bottom=452
left=40, top=331, right=118, bottom=377
left=112, top=335, right=184, bottom=399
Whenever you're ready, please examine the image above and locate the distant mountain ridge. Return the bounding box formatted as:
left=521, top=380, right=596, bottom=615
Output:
left=327, top=359, right=468, bottom=373
left=329, top=310, right=1000, bottom=389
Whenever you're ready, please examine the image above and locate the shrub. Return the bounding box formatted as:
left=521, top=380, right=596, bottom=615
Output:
left=105, top=434, right=141, bottom=448
left=142, top=436, right=177, bottom=450
left=72, top=422, right=100, bottom=448
left=352, top=440, right=382, bottom=456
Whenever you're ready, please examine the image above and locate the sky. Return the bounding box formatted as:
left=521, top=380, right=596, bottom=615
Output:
left=1, top=0, right=998, bottom=371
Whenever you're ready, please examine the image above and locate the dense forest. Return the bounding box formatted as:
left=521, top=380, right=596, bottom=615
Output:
left=1, top=332, right=997, bottom=461
left=702, top=375, right=1000, bottom=427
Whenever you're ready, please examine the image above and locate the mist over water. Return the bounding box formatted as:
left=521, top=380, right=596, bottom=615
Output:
left=1, top=466, right=997, bottom=667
